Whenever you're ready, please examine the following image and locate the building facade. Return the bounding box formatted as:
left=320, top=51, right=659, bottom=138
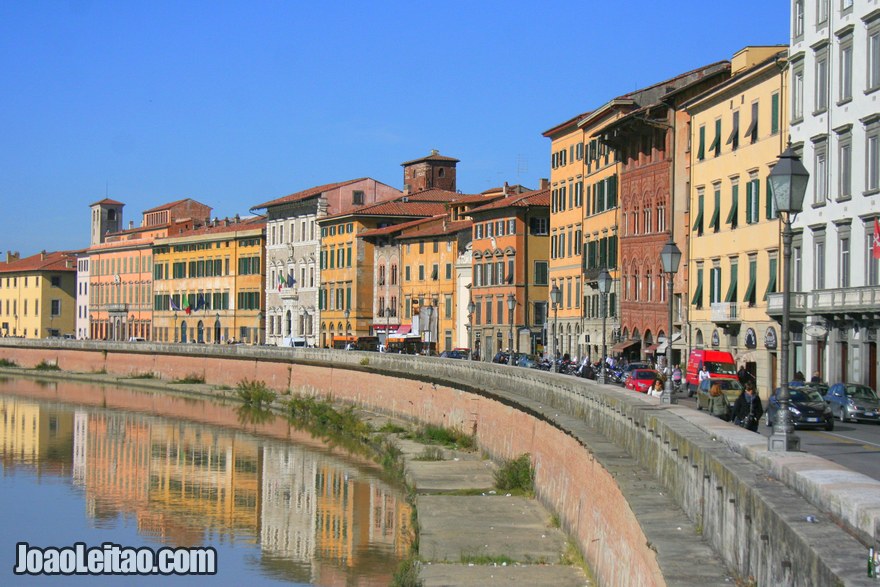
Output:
left=685, top=46, right=789, bottom=395
left=151, top=216, right=266, bottom=344
left=0, top=250, right=77, bottom=338
left=783, top=0, right=880, bottom=390
left=252, top=178, right=401, bottom=347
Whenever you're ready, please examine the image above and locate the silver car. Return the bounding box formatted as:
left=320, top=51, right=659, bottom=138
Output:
left=824, top=383, right=880, bottom=423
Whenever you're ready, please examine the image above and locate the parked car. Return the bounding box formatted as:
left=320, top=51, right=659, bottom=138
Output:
left=619, top=362, right=652, bottom=384
left=625, top=369, right=662, bottom=393
left=439, top=349, right=467, bottom=359
left=685, top=349, right=737, bottom=395
left=696, top=378, right=744, bottom=411
left=823, top=383, right=880, bottom=423
left=766, top=385, right=834, bottom=431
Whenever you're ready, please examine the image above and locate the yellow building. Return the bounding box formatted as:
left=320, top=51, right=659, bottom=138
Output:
left=0, top=397, right=74, bottom=469
left=317, top=191, right=454, bottom=347
left=0, top=250, right=77, bottom=338
left=152, top=216, right=266, bottom=344
left=684, top=46, right=788, bottom=395
left=543, top=113, right=589, bottom=359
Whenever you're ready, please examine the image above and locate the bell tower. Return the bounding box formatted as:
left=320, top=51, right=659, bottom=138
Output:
left=89, top=198, right=124, bottom=245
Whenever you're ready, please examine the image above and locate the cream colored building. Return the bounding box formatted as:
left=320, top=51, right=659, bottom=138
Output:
left=685, top=46, right=788, bottom=395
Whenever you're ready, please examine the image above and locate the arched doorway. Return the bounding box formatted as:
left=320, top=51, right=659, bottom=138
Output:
left=180, top=320, right=188, bottom=343
left=286, top=310, right=292, bottom=336
left=214, top=319, right=221, bottom=343
left=197, top=320, right=204, bottom=343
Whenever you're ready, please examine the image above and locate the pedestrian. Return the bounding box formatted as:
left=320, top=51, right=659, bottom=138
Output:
left=793, top=371, right=806, bottom=382
left=732, top=382, right=763, bottom=432
left=649, top=379, right=664, bottom=398
left=737, top=365, right=749, bottom=386
left=708, top=383, right=731, bottom=421
left=672, top=364, right=683, bottom=392
left=810, top=371, right=821, bottom=383
left=699, top=363, right=711, bottom=386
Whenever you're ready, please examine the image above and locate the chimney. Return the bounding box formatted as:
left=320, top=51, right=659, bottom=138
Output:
left=430, top=149, right=438, bottom=156
left=40, top=250, right=47, bottom=260
left=234, top=213, right=240, bottom=223
left=6, top=251, right=20, bottom=263
left=540, top=178, right=550, bottom=190
left=503, top=182, right=509, bottom=196
left=129, top=220, right=134, bottom=229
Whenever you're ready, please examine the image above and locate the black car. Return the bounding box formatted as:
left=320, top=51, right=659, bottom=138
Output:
left=766, top=385, right=834, bottom=431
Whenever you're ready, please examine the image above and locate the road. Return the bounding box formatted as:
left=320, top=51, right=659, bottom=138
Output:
left=673, top=390, right=880, bottom=481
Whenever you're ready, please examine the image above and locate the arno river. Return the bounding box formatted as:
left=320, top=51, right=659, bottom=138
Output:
left=0, top=375, right=411, bottom=586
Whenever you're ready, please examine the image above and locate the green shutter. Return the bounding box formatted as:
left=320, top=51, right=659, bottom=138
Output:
left=726, top=184, right=739, bottom=226
left=709, top=269, right=716, bottom=304
left=753, top=180, right=760, bottom=223
left=597, top=181, right=606, bottom=212
left=608, top=175, right=617, bottom=208
left=709, top=120, right=721, bottom=156
left=693, top=195, right=705, bottom=232
left=697, top=126, right=706, bottom=160
left=609, top=235, right=618, bottom=268
left=711, top=189, right=721, bottom=231
left=744, top=260, right=756, bottom=305
left=771, top=93, right=779, bottom=134
left=725, top=265, right=738, bottom=302
left=745, top=182, right=753, bottom=223
left=765, top=177, right=776, bottom=219
left=764, top=258, right=778, bottom=300
left=691, top=269, right=704, bottom=307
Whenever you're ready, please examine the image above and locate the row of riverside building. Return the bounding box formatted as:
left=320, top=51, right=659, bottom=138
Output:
left=1, top=1, right=879, bottom=395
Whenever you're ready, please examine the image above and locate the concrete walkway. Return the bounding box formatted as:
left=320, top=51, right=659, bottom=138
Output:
left=387, top=426, right=591, bottom=586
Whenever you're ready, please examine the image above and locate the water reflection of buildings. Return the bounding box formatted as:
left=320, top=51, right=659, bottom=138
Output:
left=2, top=393, right=411, bottom=584
left=0, top=397, right=74, bottom=474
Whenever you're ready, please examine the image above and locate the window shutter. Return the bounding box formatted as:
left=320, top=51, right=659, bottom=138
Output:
left=745, top=182, right=753, bottom=223
left=771, top=93, right=779, bottom=134
left=765, top=177, right=776, bottom=219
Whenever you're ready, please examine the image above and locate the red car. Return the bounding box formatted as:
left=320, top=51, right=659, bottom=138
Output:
left=625, top=369, right=662, bottom=393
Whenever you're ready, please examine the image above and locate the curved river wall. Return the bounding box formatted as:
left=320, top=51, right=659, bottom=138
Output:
left=0, top=340, right=874, bottom=587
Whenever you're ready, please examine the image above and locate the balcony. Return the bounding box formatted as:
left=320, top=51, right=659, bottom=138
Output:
left=280, top=286, right=298, bottom=301
left=710, top=302, right=741, bottom=323
left=105, top=303, right=128, bottom=314
left=766, top=292, right=808, bottom=318
left=811, top=286, right=880, bottom=317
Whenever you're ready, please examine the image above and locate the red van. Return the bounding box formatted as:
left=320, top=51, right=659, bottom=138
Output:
left=685, top=349, right=737, bottom=396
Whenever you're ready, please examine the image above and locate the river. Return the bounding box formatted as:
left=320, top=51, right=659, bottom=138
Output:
left=0, top=375, right=411, bottom=586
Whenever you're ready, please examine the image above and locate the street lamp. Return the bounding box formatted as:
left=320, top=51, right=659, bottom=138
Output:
left=467, top=300, right=476, bottom=361
left=768, top=145, right=809, bottom=452
left=129, top=313, right=135, bottom=340
left=423, top=305, right=434, bottom=356
left=507, top=293, right=516, bottom=367
left=597, top=269, right=612, bottom=384
left=384, top=306, right=392, bottom=346
left=173, top=311, right=179, bottom=343
left=215, top=312, right=221, bottom=344
left=344, top=309, right=350, bottom=337
left=660, top=239, right=682, bottom=404
left=550, top=284, right=562, bottom=372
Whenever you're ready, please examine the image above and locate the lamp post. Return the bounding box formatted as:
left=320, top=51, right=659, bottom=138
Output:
left=173, top=311, right=179, bottom=343
left=507, top=293, right=516, bottom=367
left=768, top=145, right=809, bottom=452
left=422, top=305, right=434, bottom=356
left=550, top=284, right=562, bottom=372
left=256, top=311, right=263, bottom=345
left=344, top=309, right=350, bottom=337
left=467, top=300, right=475, bottom=361
left=384, top=306, right=392, bottom=347
left=215, top=312, right=221, bottom=344
left=660, top=240, right=682, bottom=404
left=129, top=313, right=135, bottom=340
left=597, top=269, right=612, bottom=384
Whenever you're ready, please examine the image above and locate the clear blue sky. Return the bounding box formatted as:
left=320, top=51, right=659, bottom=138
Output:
left=0, top=0, right=789, bottom=254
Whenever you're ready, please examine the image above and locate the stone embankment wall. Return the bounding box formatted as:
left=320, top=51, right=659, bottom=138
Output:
left=1, top=340, right=875, bottom=586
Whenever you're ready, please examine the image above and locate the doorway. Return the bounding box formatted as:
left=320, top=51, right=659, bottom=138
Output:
left=840, top=342, right=849, bottom=383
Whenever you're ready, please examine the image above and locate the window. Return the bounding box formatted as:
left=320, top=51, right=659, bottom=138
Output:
left=697, top=125, right=706, bottom=160
left=813, top=138, right=828, bottom=204
left=764, top=254, right=778, bottom=300
left=814, top=45, right=828, bottom=113
left=792, top=63, right=804, bottom=122
left=725, top=259, right=738, bottom=302
left=817, top=0, right=828, bottom=25
left=485, top=299, right=492, bottom=325
left=693, top=188, right=705, bottom=235
left=868, top=120, right=880, bottom=192
left=869, top=21, right=880, bottom=92
left=708, top=265, right=722, bottom=304
left=692, top=264, right=704, bottom=309
left=352, top=190, right=364, bottom=205
left=405, top=266, right=411, bottom=281
left=529, top=217, right=548, bottom=235
left=418, top=265, right=425, bottom=281
left=814, top=233, right=826, bottom=290
left=771, top=92, right=780, bottom=134
left=711, top=183, right=722, bottom=233
left=839, top=34, right=853, bottom=103
left=445, top=263, right=452, bottom=280
left=745, top=101, right=758, bottom=144
left=745, top=256, right=757, bottom=307
left=709, top=119, right=721, bottom=157
left=727, top=110, right=740, bottom=151
left=727, top=180, right=739, bottom=229
left=839, top=232, right=850, bottom=288
left=657, top=205, right=666, bottom=233
left=838, top=129, right=852, bottom=199
left=745, top=176, right=760, bottom=224
left=794, top=0, right=804, bottom=38
left=868, top=221, right=880, bottom=286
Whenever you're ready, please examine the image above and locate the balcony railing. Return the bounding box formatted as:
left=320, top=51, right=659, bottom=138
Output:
left=766, top=285, right=880, bottom=316
left=710, top=302, right=740, bottom=323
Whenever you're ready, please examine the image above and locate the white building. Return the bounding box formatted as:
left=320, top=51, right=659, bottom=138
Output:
left=782, top=0, right=880, bottom=389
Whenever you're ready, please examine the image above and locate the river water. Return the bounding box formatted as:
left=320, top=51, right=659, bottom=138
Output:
left=0, top=375, right=411, bottom=586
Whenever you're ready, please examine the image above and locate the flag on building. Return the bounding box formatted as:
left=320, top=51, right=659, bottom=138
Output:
left=287, top=272, right=296, bottom=287
left=196, top=294, right=206, bottom=312
left=183, top=294, right=192, bottom=315
left=170, top=297, right=181, bottom=312
left=873, top=218, right=880, bottom=260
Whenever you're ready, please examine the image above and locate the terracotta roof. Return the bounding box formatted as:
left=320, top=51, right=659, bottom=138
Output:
left=398, top=218, right=472, bottom=240
left=468, top=188, right=550, bottom=215
left=250, top=178, right=371, bottom=210
left=89, top=198, right=124, bottom=207
left=0, top=250, right=77, bottom=273
left=359, top=216, right=442, bottom=238
left=451, top=192, right=507, bottom=205
left=401, top=188, right=465, bottom=202
left=159, top=215, right=266, bottom=240
left=400, top=151, right=460, bottom=166
left=542, top=111, right=592, bottom=138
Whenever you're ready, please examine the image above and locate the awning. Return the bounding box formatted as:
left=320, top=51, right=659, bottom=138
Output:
left=611, top=339, right=639, bottom=354
left=396, top=325, right=412, bottom=335
left=645, top=343, right=661, bottom=353
left=656, top=332, right=682, bottom=354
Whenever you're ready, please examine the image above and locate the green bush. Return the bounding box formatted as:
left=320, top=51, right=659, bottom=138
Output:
left=390, top=556, right=422, bottom=587
left=494, top=454, right=534, bottom=494
left=128, top=372, right=156, bottom=379
left=34, top=360, right=60, bottom=371
left=413, top=446, right=444, bottom=461
left=409, top=424, right=474, bottom=450
left=172, top=373, right=205, bottom=384
left=0, top=358, right=18, bottom=368
left=236, top=379, right=276, bottom=407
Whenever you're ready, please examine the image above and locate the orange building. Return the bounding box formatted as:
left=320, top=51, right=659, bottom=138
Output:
left=467, top=186, right=550, bottom=360
left=83, top=198, right=210, bottom=341
left=152, top=215, right=266, bottom=344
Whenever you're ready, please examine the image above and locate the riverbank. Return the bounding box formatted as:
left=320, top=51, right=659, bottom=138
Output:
left=0, top=365, right=590, bottom=586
